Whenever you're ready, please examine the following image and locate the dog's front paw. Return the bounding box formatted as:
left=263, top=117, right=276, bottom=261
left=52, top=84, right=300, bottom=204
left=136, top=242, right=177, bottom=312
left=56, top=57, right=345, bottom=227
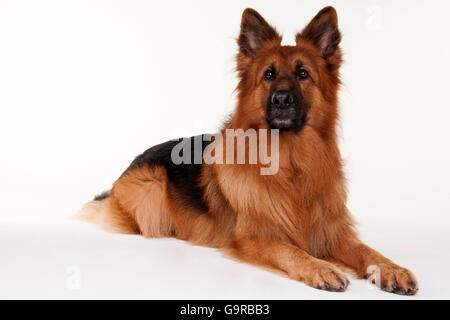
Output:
left=367, top=262, right=418, bottom=295
left=301, top=261, right=349, bottom=292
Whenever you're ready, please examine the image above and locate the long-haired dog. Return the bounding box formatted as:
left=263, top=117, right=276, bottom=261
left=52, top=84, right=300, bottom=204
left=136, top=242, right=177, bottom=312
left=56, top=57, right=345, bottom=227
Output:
left=80, top=7, right=418, bottom=294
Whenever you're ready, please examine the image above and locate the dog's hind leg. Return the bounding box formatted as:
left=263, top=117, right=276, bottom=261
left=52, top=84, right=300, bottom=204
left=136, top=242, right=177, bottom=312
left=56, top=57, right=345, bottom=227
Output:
left=107, top=165, right=175, bottom=237
left=79, top=164, right=225, bottom=248
left=77, top=165, right=171, bottom=236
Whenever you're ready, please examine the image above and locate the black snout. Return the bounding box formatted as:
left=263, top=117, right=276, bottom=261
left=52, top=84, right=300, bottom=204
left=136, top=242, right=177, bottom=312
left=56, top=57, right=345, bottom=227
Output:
left=271, top=90, right=294, bottom=108
left=266, top=89, right=306, bottom=131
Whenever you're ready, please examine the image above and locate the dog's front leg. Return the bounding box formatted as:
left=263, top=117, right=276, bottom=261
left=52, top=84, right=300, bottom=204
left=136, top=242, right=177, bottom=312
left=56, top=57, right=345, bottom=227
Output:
left=225, top=237, right=349, bottom=292
left=331, top=237, right=418, bottom=295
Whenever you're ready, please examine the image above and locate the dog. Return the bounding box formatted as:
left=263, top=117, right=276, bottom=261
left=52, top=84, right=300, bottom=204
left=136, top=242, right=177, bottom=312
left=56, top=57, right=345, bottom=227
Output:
left=79, top=7, right=418, bottom=294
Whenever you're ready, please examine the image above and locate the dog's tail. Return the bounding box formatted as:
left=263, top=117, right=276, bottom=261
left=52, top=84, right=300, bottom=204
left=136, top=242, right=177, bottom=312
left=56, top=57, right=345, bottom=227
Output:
left=76, top=190, right=140, bottom=234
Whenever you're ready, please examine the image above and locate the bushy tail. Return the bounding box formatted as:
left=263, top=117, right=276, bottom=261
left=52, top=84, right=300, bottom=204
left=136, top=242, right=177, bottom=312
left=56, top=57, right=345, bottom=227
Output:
left=76, top=191, right=139, bottom=234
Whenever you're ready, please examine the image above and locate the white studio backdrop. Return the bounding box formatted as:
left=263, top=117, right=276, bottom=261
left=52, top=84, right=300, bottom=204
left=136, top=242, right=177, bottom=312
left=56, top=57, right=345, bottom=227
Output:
left=0, top=0, right=449, bottom=299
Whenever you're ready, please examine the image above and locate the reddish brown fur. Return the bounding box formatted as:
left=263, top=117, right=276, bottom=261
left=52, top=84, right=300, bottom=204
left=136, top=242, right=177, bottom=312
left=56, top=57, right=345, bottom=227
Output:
left=80, top=7, right=418, bottom=294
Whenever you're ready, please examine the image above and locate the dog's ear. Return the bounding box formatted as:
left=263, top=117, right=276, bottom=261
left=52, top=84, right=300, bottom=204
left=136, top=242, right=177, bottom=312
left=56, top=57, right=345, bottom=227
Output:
left=238, top=8, right=280, bottom=57
left=296, top=7, right=341, bottom=59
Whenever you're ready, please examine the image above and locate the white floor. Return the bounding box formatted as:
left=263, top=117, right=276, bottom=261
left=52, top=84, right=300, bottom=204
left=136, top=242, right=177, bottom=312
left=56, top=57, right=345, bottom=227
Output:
left=1, top=214, right=448, bottom=300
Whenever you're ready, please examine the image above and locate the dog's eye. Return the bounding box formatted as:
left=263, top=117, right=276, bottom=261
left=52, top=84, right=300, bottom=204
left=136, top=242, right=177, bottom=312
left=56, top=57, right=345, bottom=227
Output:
left=296, top=68, right=309, bottom=80
left=264, top=69, right=275, bottom=81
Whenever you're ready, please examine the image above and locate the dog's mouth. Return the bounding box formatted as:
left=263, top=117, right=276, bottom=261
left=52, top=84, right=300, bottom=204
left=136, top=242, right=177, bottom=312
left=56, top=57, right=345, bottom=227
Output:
left=268, top=116, right=305, bottom=131
left=266, top=107, right=305, bottom=131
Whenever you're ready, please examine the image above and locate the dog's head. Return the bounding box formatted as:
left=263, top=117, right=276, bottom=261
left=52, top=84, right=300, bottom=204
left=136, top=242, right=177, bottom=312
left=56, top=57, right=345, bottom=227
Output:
left=232, top=7, right=342, bottom=135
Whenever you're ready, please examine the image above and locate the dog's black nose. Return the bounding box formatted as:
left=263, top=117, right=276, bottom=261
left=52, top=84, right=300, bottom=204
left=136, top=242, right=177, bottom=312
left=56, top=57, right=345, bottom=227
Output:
left=271, top=90, right=294, bottom=108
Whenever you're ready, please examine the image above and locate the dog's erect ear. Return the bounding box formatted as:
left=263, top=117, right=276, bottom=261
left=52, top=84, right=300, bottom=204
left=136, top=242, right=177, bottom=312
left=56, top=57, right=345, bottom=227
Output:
left=296, top=7, right=341, bottom=59
left=238, top=8, right=280, bottom=57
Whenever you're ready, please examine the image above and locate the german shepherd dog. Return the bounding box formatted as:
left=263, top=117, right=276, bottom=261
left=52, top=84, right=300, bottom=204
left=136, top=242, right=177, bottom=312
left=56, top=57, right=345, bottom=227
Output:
left=80, top=7, right=418, bottom=294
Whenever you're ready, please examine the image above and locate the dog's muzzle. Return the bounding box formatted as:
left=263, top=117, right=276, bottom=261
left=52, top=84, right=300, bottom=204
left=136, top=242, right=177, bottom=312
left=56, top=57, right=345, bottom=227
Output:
left=266, top=90, right=305, bottom=131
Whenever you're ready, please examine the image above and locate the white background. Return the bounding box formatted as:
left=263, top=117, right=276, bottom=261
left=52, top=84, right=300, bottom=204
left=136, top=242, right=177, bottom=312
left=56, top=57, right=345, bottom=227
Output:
left=0, top=0, right=449, bottom=299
